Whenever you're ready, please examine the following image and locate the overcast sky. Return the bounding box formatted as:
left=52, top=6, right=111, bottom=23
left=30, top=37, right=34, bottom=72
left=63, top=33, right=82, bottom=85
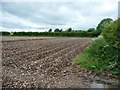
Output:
left=0, top=0, right=119, bottom=32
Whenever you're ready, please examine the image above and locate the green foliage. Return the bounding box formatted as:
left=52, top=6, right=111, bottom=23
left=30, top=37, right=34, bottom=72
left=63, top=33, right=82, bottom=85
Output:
left=102, top=18, right=120, bottom=49
left=67, top=28, right=72, bottom=32
left=97, top=18, right=113, bottom=32
left=2, top=31, right=100, bottom=37
left=59, top=29, right=63, bottom=32
left=49, top=29, right=52, bottom=32
left=87, top=28, right=101, bottom=37
left=75, top=36, right=119, bottom=75
left=87, top=28, right=95, bottom=32
left=0, top=31, right=10, bottom=36
left=54, top=28, right=60, bottom=32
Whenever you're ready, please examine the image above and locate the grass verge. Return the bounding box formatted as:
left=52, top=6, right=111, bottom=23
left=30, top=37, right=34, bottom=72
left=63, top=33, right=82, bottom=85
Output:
left=74, top=36, right=119, bottom=75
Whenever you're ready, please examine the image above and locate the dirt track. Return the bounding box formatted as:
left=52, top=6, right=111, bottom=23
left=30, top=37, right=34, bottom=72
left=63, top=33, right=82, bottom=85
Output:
left=1, top=37, right=118, bottom=88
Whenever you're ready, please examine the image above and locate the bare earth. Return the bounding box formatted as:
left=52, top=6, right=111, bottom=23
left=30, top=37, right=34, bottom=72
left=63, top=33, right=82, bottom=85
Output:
left=1, top=36, right=118, bottom=88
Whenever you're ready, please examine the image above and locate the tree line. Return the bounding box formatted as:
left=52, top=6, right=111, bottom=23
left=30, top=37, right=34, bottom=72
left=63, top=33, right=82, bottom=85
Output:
left=0, top=18, right=113, bottom=37
left=0, top=29, right=101, bottom=37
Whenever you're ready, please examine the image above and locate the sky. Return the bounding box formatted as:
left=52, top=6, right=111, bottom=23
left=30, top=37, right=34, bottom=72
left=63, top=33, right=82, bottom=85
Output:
left=0, top=0, right=119, bottom=32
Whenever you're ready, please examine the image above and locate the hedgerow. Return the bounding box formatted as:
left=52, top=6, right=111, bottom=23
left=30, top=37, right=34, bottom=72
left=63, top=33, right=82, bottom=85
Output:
left=0, top=31, right=100, bottom=37
left=102, top=18, right=120, bottom=49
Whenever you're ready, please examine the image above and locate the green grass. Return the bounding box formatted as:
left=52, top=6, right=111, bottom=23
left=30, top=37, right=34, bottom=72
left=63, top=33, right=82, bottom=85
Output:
left=74, top=36, right=119, bottom=75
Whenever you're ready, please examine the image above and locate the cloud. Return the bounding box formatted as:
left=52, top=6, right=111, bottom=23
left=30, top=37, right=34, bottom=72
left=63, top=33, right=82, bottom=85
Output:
left=1, top=0, right=119, bottom=32
left=1, top=0, right=119, bottom=3
left=118, top=1, right=120, bottom=18
left=2, top=11, right=46, bottom=28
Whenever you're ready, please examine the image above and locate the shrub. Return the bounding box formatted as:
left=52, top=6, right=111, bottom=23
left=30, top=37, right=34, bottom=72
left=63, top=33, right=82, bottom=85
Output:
left=75, top=36, right=119, bottom=75
left=97, top=18, right=113, bottom=31
left=102, top=18, right=120, bottom=49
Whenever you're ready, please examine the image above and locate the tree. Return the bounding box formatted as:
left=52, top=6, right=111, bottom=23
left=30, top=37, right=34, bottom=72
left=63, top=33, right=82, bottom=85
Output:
left=67, top=28, right=72, bottom=32
left=0, top=31, right=10, bottom=36
left=59, top=29, right=62, bottom=32
left=54, top=28, right=60, bottom=32
left=97, top=18, right=113, bottom=31
left=87, top=28, right=95, bottom=32
left=49, top=29, right=52, bottom=32
left=102, top=18, right=120, bottom=49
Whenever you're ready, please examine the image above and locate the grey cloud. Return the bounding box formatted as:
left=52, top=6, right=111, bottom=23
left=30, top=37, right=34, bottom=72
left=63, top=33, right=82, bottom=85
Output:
left=1, top=1, right=118, bottom=31
left=118, top=1, right=120, bottom=18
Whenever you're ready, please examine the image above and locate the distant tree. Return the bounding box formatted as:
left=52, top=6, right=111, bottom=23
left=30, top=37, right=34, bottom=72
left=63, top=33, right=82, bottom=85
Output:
left=87, top=28, right=95, bottom=32
left=97, top=18, right=113, bottom=31
left=1, top=31, right=10, bottom=36
left=59, top=29, right=62, bottom=32
left=67, top=28, right=72, bottom=32
left=49, top=29, right=52, bottom=32
left=54, top=28, right=60, bottom=32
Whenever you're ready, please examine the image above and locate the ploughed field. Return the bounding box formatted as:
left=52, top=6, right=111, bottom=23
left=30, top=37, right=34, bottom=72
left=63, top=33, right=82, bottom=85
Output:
left=2, top=36, right=118, bottom=88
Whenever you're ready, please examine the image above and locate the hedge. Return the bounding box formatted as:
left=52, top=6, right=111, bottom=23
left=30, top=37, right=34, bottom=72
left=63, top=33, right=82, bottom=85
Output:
left=102, top=18, right=120, bottom=49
